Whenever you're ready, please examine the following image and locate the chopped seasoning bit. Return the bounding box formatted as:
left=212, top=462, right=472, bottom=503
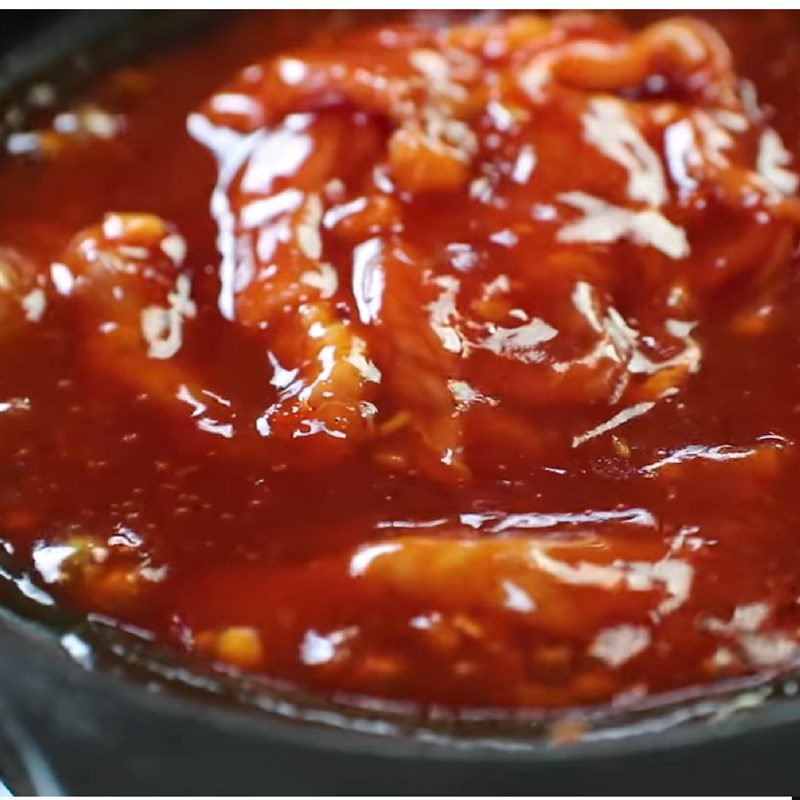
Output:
left=140, top=274, right=197, bottom=359
left=740, top=633, right=798, bottom=667
left=300, top=261, right=338, bottom=298
left=278, top=57, right=308, bottom=86
left=511, top=143, right=537, bottom=184
left=20, top=287, right=46, bottom=322
left=757, top=128, right=799, bottom=196
left=300, top=626, right=357, bottom=666
left=704, top=601, right=771, bottom=634
left=447, top=379, right=498, bottom=411
left=323, top=178, right=346, bottom=202
left=296, top=193, right=324, bottom=260
left=708, top=646, right=736, bottom=672
left=346, top=337, right=381, bottom=383
left=590, top=624, right=651, bottom=667
left=732, top=602, right=771, bottom=632
left=160, top=234, right=187, bottom=266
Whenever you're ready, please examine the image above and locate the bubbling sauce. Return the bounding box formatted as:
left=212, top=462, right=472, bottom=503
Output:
left=1, top=12, right=799, bottom=711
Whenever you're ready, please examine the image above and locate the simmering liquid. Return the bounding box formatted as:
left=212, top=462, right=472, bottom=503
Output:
left=0, top=11, right=798, bottom=710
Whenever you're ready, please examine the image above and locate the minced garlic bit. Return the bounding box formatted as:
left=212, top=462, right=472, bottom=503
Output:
left=469, top=175, right=493, bottom=203
left=427, top=274, right=467, bottom=355
left=418, top=108, right=478, bottom=163
left=278, top=57, right=308, bottom=86
left=299, top=626, right=358, bottom=666
left=447, top=379, right=498, bottom=411
left=21, top=287, right=47, bottom=322
left=704, top=601, right=771, bottom=634
left=160, top=233, right=187, bottom=266
left=410, top=49, right=449, bottom=86
left=739, top=632, right=799, bottom=667
left=300, top=261, right=339, bottom=299
left=517, top=54, right=554, bottom=102
left=701, top=601, right=797, bottom=668
left=664, top=112, right=735, bottom=193
left=694, top=111, right=734, bottom=168
left=47, top=261, right=75, bottom=296
left=626, top=558, right=694, bottom=615
left=709, top=646, right=737, bottom=671
left=489, top=229, right=518, bottom=248
left=409, top=48, right=467, bottom=103
left=296, top=193, right=324, bottom=260
left=140, top=273, right=197, bottom=359
left=511, top=143, right=537, bottom=184
left=486, top=100, right=515, bottom=132
left=324, top=178, right=346, bottom=199
left=346, top=337, right=382, bottom=384
left=501, top=580, right=536, bottom=613
left=757, top=127, right=799, bottom=197
left=557, top=191, right=690, bottom=260
left=712, top=109, right=748, bottom=133
left=731, top=602, right=771, bottom=632
left=590, top=624, right=651, bottom=667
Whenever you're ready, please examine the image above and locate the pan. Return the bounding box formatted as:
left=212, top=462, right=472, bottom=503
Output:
left=0, top=11, right=798, bottom=795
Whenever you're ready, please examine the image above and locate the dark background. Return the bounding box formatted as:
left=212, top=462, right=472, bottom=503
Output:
left=1, top=12, right=64, bottom=50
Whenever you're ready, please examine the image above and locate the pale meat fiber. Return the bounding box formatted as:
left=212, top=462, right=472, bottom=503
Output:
left=581, top=98, right=668, bottom=206
left=572, top=402, right=656, bottom=448
left=557, top=192, right=690, bottom=259
left=480, top=318, right=559, bottom=361
left=67, top=11, right=798, bottom=485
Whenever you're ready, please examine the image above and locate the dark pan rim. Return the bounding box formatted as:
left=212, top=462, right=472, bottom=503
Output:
left=3, top=553, right=800, bottom=762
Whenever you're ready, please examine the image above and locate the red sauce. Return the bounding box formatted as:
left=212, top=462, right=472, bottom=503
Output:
left=1, top=11, right=799, bottom=711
